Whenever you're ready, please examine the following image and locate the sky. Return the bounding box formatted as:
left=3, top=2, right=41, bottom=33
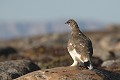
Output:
left=0, top=0, right=120, bottom=23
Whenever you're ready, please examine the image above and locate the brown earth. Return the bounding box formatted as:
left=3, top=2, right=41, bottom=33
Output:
left=14, top=66, right=120, bottom=80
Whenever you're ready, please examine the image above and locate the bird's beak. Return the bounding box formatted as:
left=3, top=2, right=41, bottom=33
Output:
left=65, top=22, right=67, bottom=24
left=65, top=21, right=68, bottom=24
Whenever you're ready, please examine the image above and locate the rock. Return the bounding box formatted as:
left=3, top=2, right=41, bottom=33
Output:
left=99, top=35, right=120, bottom=59
left=106, top=25, right=120, bottom=32
left=93, top=46, right=111, bottom=61
left=100, top=35, right=120, bottom=51
left=0, top=46, right=17, bottom=57
left=0, top=60, right=40, bottom=80
left=14, top=66, right=120, bottom=80
left=102, top=60, right=120, bottom=67
left=91, top=57, right=103, bottom=67
left=102, top=59, right=120, bottom=73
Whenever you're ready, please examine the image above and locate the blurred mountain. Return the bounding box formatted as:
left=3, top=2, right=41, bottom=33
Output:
left=0, top=20, right=105, bottom=39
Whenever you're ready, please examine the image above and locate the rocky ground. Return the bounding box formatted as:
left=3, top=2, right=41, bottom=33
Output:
left=0, top=26, right=120, bottom=80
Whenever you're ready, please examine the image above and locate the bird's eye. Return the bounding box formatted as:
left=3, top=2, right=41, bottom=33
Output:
left=68, top=22, right=70, bottom=23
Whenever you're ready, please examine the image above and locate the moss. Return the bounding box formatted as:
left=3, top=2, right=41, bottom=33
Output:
left=38, top=54, right=72, bottom=69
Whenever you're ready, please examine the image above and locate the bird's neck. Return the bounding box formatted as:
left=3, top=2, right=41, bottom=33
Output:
left=71, top=24, right=82, bottom=34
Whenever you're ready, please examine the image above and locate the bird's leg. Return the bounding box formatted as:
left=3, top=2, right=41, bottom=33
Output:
left=88, top=64, right=93, bottom=70
left=84, top=58, right=93, bottom=70
left=88, top=59, right=93, bottom=70
left=71, top=60, right=78, bottom=66
left=88, top=56, right=93, bottom=70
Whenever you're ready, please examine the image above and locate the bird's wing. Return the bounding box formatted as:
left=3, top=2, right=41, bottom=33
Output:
left=85, top=40, right=93, bottom=57
left=73, top=37, right=93, bottom=56
left=72, top=37, right=86, bottom=53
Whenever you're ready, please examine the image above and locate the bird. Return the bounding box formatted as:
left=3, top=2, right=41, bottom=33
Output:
left=65, top=19, right=93, bottom=70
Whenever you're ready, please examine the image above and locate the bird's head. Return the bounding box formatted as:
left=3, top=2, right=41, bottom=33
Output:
left=65, top=19, right=78, bottom=27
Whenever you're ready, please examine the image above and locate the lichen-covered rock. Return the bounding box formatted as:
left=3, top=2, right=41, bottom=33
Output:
left=0, top=60, right=40, bottom=80
left=14, top=66, right=120, bottom=80
left=102, top=59, right=120, bottom=73
left=100, top=35, right=120, bottom=51
left=93, top=46, right=111, bottom=60
left=102, top=60, right=120, bottom=67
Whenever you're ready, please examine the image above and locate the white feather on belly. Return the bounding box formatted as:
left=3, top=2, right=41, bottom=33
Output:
left=69, top=49, right=88, bottom=63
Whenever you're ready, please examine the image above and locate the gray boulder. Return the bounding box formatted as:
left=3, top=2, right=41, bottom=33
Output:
left=0, top=60, right=40, bottom=80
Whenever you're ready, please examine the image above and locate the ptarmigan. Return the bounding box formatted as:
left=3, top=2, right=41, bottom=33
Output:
left=65, top=19, right=93, bottom=70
